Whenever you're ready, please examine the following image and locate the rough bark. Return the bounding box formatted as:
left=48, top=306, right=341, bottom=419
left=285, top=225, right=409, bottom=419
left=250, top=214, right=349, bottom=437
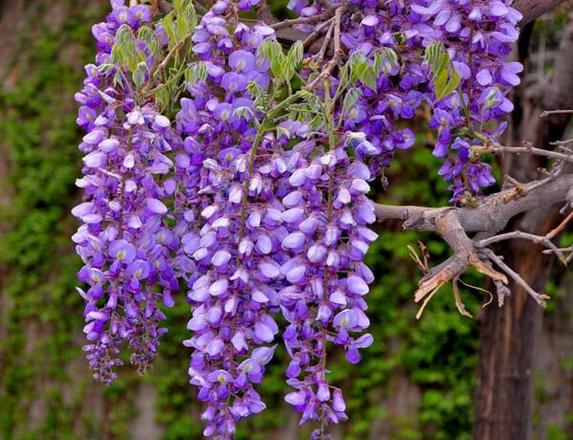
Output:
left=374, top=173, right=573, bottom=235
left=374, top=16, right=573, bottom=439
left=473, top=227, right=555, bottom=440
left=514, top=0, right=570, bottom=25
left=473, top=18, right=573, bottom=440
left=533, top=270, right=573, bottom=439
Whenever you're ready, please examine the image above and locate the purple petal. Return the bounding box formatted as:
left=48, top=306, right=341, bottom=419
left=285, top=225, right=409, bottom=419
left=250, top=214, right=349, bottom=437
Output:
left=146, top=198, right=168, bottom=215
left=209, top=279, right=229, bottom=296
left=254, top=322, right=274, bottom=342
left=285, top=391, right=306, bottom=406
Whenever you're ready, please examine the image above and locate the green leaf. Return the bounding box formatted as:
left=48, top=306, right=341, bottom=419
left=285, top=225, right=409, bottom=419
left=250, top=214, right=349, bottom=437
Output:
left=270, top=53, right=288, bottom=79
left=257, top=40, right=290, bottom=80
left=233, top=106, right=254, bottom=120
left=173, top=0, right=185, bottom=15
left=185, top=62, right=208, bottom=85
left=176, top=14, right=189, bottom=41
left=162, top=12, right=177, bottom=49
left=349, top=52, right=368, bottom=83
left=170, top=0, right=196, bottom=42
left=185, top=2, right=197, bottom=31
left=276, top=126, right=291, bottom=138
left=97, top=63, right=115, bottom=76
left=362, top=65, right=377, bottom=91
left=424, top=42, right=461, bottom=100
left=283, top=40, right=304, bottom=81
left=342, top=88, right=362, bottom=114
left=155, top=87, right=171, bottom=112
left=257, top=40, right=282, bottom=62
left=110, top=24, right=149, bottom=73
left=287, top=40, right=304, bottom=67
left=137, top=26, right=154, bottom=43
left=138, top=26, right=161, bottom=56
left=308, top=114, right=324, bottom=130
left=114, top=24, right=133, bottom=46
left=348, top=52, right=377, bottom=90
left=434, top=70, right=449, bottom=97
left=110, top=25, right=136, bottom=69
left=247, top=81, right=266, bottom=107
left=132, top=62, right=148, bottom=88
left=441, top=67, right=460, bottom=100
left=373, top=47, right=399, bottom=75
left=113, top=71, right=123, bottom=89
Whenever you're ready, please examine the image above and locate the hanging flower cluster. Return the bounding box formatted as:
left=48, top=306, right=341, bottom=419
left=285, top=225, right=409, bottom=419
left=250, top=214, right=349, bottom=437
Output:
left=279, top=140, right=377, bottom=432
left=73, top=1, right=181, bottom=383
left=291, top=0, right=523, bottom=202
left=173, top=6, right=286, bottom=436
left=73, top=0, right=522, bottom=437
left=413, top=0, right=523, bottom=199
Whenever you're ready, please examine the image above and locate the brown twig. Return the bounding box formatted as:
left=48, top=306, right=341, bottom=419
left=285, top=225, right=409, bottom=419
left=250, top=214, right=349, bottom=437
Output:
left=482, top=249, right=549, bottom=307
left=301, top=18, right=334, bottom=49
left=476, top=229, right=568, bottom=263
left=546, top=210, right=573, bottom=239
left=540, top=109, right=573, bottom=118
left=271, top=12, right=332, bottom=30
left=458, top=278, right=494, bottom=308
left=315, top=19, right=335, bottom=60
left=453, top=277, right=473, bottom=318
left=407, top=241, right=429, bottom=274
left=141, top=35, right=191, bottom=96
left=486, top=142, right=573, bottom=164
left=303, top=2, right=346, bottom=91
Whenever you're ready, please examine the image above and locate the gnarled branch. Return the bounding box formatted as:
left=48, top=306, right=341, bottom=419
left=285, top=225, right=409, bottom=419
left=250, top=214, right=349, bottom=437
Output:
left=374, top=164, right=573, bottom=317
left=514, top=0, right=570, bottom=25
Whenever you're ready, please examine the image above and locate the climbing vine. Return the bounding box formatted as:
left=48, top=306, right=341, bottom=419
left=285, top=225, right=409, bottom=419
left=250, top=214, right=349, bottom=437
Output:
left=9, top=1, right=573, bottom=439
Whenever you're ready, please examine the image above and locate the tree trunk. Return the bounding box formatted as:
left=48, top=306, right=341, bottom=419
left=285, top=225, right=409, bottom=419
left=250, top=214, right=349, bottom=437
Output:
left=473, top=232, right=554, bottom=439
left=474, top=18, right=573, bottom=440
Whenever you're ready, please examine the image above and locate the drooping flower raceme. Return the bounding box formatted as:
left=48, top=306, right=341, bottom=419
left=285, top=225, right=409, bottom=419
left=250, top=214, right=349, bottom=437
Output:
left=279, top=141, right=377, bottom=433
left=73, top=1, right=180, bottom=383
left=412, top=0, right=523, bottom=200
left=73, top=0, right=523, bottom=437
left=291, top=0, right=522, bottom=202
left=174, top=3, right=288, bottom=436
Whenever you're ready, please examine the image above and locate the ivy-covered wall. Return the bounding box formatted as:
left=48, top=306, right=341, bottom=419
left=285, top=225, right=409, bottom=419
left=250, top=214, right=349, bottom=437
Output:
left=0, top=2, right=106, bottom=438
left=0, top=1, right=571, bottom=439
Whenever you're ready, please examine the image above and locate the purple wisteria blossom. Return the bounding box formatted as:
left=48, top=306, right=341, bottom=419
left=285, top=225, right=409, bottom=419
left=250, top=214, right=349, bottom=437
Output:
left=74, top=0, right=524, bottom=437
left=175, top=2, right=287, bottom=436
left=290, top=0, right=521, bottom=202
left=413, top=0, right=522, bottom=201
left=279, top=142, right=377, bottom=435
left=74, top=1, right=180, bottom=383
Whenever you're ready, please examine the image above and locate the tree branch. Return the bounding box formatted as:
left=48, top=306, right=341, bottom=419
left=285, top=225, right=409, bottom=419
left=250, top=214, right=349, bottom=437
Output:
left=375, top=173, right=573, bottom=234
left=374, top=168, right=573, bottom=317
left=303, top=2, right=345, bottom=91
left=487, top=142, right=573, bottom=164
left=482, top=249, right=550, bottom=306
left=513, top=0, right=569, bottom=25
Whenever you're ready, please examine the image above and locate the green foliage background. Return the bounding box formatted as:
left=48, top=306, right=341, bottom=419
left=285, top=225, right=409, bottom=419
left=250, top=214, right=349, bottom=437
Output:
left=1, top=1, right=565, bottom=439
